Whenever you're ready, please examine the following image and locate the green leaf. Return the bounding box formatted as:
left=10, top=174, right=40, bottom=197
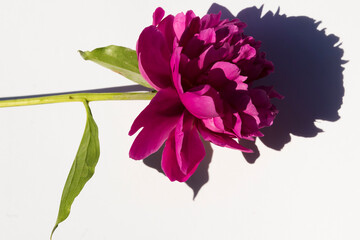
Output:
left=51, top=100, right=100, bottom=239
left=79, top=45, right=153, bottom=89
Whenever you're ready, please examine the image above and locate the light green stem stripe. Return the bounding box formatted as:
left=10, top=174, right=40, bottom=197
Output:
left=0, top=92, right=156, bottom=108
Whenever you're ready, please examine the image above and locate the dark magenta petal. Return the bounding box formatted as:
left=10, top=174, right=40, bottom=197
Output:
left=225, top=90, right=251, bottom=112
left=162, top=131, right=182, bottom=181
left=171, top=47, right=184, bottom=94
left=208, top=61, right=243, bottom=89
left=257, top=107, right=278, bottom=128
left=179, top=17, right=200, bottom=47
left=198, top=123, right=252, bottom=153
left=185, top=10, right=196, bottom=24
left=162, top=113, right=205, bottom=182
left=200, top=12, right=221, bottom=29
left=249, top=88, right=272, bottom=108
left=162, top=132, right=202, bottom=182
left=182, top=28, right=216, bottom=59
left=129, top=88, right=184, bottom=160
left=182, top=84, right=223, bottom=119
left=157, top=15, right=176, bottom=53
left=183, top=44, right=229, bottom=80
left=232, top=112, right=242, bottom=138
left=255, top=86, right=284, bottom=100
left=249, top=87, right=282, bottom=128
left=234, top=43, right=275, bottom=82
left=240, top=112, right=264, bottom=138
left=215, top=24, right=237, bottom=45
left=152, top=7, right=165, bottom=26
left=175, top=112, right=205, bottom=175
left=198, top=45, right=229, bottom=70
left=137, top=26, right=172, bottom=90
left=182, top=37, right=204, bottom=59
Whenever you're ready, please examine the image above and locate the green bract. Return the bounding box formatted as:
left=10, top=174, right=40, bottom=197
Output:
left=79, top=45, right=153, bottom=89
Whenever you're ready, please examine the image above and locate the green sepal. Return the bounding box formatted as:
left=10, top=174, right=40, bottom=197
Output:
left=79, top=45, right=153, bottom=89
left=51, top=100, right=100, bottom=239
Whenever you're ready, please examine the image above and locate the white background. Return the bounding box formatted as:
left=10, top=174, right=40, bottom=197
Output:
left=0, top=0, right=359, bottom=239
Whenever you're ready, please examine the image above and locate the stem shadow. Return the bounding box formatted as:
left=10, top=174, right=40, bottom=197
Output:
left=0, top=85, right=151, bottom=101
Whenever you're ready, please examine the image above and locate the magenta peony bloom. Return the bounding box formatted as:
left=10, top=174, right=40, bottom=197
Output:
left=129, top=7, right=282, bottom=182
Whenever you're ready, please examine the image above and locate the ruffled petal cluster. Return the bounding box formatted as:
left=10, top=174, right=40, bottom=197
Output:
left=130, top=8, right=282, bottom=182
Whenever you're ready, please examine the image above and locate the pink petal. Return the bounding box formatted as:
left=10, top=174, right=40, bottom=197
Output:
left=173, top=12, right=186, bottom=40
left=232, top=44, right=256, bottom=62
left=198, top=28, right=216, bottom=45
left=175, top=112, right=205, bottom=175
left=173, top=10, right=196, bottom=41
left=233, top=76, right=248, bottom=90
left=137, top=26, right=172, bottom=90
left=181, top=84, right=223, bottom=119
left=198, top=123, right=252, bottom=153
left=152, top=7, right=165, bottom=26
left=243, top=97, right=260, bottom=121
left=211, top=61, right=240, bottom=80
left=162, top=113, right=205, bottom=182
left=202, top=117, right=225, bottom=133
left=162, top=132, right=182, bottom=181
left=217, top=19, right=246, bottom=32
left=232, top=112, right=242, bottom=138
left=129, top=88, right=184, bottom=160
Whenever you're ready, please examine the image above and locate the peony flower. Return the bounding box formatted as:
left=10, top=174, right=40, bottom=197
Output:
left=129, top=7, right=282, bottom=182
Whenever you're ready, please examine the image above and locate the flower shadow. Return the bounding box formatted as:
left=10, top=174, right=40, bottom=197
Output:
left=209, top=4, right=346, bottom=162
left=143, top=141, right=213, bottom=200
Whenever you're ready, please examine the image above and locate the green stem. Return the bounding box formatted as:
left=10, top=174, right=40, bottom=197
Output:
left=0, top=92, right=156, bottom=108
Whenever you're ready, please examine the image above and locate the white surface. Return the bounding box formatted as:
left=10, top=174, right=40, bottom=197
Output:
left=0, top=1, right=359, bottom=240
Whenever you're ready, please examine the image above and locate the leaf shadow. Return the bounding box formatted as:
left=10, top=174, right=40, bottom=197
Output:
left=208, top=3, right=346, bottom=162
left=143, top=141, right=213, bottom=200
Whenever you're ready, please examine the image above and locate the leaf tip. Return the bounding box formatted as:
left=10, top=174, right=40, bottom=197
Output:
left=78, top=50, right=89, bottom=60
left=50, top=224, right=58, bottom=240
